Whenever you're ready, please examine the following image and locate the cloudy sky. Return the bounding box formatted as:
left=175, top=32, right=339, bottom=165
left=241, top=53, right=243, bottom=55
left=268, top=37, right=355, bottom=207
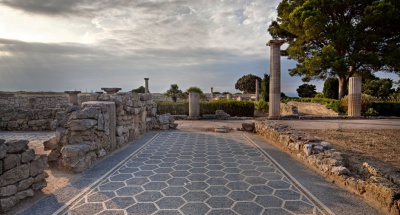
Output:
left=0, top=0, right=398, bottom=96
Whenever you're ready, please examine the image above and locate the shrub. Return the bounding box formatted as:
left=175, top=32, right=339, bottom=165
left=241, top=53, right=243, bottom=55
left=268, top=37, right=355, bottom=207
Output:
left=201, top=100, right=254, bottom=117
left=365, top=108, right=379, bottom=116
left=371, top=101, right=400, bottom=116
left=255, top=99, right=268, bottom=112
left=156, top=100, right=255, bottom=117
left=156, top=101, right=189, bottom=115
left=340, top=94, right=374, bottom=115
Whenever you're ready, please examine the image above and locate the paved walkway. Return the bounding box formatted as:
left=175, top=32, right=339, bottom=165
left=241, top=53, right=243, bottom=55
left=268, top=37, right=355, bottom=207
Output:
left=64, top=132, right=325, bottom=215
left=3, top=119, right=390, bottom=215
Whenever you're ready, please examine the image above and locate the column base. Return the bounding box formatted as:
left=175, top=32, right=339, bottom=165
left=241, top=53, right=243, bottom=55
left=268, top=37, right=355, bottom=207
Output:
left=268, top=116, right=280, bottom=120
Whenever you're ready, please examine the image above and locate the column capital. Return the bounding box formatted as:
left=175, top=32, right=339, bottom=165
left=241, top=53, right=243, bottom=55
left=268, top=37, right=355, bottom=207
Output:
left=144, top=78, right=149, bottom=81
left=267, top=40, right=285, bottom=47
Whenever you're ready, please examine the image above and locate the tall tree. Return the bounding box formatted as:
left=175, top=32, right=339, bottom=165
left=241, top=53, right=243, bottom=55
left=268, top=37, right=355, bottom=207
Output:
left=296, top=83, right=317, bottom=98
left=323, top=78, right=339, bottom=99
left=363, top=78, right=395, bottom=97
left=268, top=0, right=400, bottom=99
left=235, top=74, right=262, bottom=94
left=164, top=84, right=183, bottom=102
left=261, top=73, right=270, bottom=101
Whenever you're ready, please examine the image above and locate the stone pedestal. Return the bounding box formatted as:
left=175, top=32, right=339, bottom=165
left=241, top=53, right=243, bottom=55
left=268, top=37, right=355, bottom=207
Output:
left=188, top=93, right=200, bottom=119
left=144, top=78, right=149, bottom=93
left=226, top=94, right=232, bottom=100
left=255, top=79, right=260, bottom=102
left=348, top=77, right=362, bottom=117
left=267, top=40, right=285, bottom=119
left=82, top=101, right=116, bottom=151
left=64, top=91, right=81, bottom=105
left=101, top=88, right=121, bottom=94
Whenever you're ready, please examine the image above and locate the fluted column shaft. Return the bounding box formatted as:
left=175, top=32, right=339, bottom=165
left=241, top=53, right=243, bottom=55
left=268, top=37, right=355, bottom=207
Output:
left=267, top=40, right=285, bottom=119
left=348, top=77, right=362, bottom=117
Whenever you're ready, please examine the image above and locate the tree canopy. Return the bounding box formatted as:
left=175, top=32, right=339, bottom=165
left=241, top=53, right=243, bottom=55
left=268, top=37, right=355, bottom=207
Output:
left=164, top=84, right=183, bottom=102
left=268, top=0, right=400, bottom=99
left=363, top=77, right=395, bottom=97
left=296, top=83, right=317, bottom=98
left=235, top=74, right=262, bottom=94
left=131, top=86, right=145, bottom=93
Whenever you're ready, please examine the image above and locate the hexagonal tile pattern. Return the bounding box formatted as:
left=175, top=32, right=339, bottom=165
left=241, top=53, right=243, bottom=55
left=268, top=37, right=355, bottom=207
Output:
left=67, top=132, right=325, bottom=215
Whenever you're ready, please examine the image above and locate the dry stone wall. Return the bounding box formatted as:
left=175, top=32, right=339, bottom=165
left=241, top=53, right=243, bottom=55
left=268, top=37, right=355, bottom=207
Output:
left=47, top=92, right=177, bottom=173
left=0, top=139, right=48, bottom=213
left=0, top=108, right=63, bottom=131
left=0, top=93, right=93, bottom=110
left=255, top=121, right=400, bottom=215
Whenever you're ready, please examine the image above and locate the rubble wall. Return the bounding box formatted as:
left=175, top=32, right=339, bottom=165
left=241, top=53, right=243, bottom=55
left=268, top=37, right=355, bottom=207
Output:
left=47, top=92, right=176, bottom=173
left=0, top=139, right=48, bottom=213
left=255, top=121, right=399, bottom=215
left=0, top=109, right=63, bottom=131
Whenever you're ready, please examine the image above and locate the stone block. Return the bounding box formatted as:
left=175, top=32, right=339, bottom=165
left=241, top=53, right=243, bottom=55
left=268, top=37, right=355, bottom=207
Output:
left=28, top=119, right=49, bottom=127
left=97, top=113, right=104, bottom=130
left=303, top=144, right=312, bottom=156
left=21, top=149, right=35, bottom=163
left=70, top=107, right=100, bottom=119
left=16, top=189, right=34, bottom=200
left=332, top=166, right=350, bottom=176
left=18, top=177, right=34, bottom=191
left=4, top=154, right=21, bottom=170
left=0, top=161, right=2, bottom=175
left=48, top=148, right=61, bottom=161
left=62, top=151, right=97, bottom=173
left=30, top=155, right=47, bottom=177
left=61, top=144, right=92, bottom=158
left=32, top=180, right=47, bottom=191
left=68, top=119, right=97, bottom=131
left=242, top=122, right=255, bottom=132
left=97, top=149, right=106, bottom=158
left=320, top=141, right=333, bottom=150
left=0, top=143, right=7, bottom=160
left=116, top=126, right=124, bottom=137
left=0, top=185, right=18, bottom=197
left=169, top=123, right=178, bottom=129
left=0, top=164, right=30, bottom=187
left=5, top=140, right=28, bottom=153
left=34, top=172, right=49, bottom=183
left=50, top=120, right=59, bottom=131
left=0, top=196, right=18, bottom=213
left=116, top=136, right=125, bottom=146
left=43, top=137, right=58, bottom=151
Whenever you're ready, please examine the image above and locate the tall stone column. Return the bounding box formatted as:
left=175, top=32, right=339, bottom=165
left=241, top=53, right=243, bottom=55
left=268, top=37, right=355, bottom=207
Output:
left=255, top=79, right=260, bottom=102
left=348, top=77, right=362, bottom=117
left=144, top=78, right=149, bottom=93
left=189, top=92, right=200, bottom=119
left=267, top=40, right=285, bottom=119
left=64, top=91, right=81, bottom=105
left=210, top=87, right=214, bottom=100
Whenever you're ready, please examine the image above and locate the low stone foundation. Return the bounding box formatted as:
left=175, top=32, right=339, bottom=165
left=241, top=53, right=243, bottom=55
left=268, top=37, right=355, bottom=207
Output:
left=255, top=120, right=399, bottom=215
left=0, top=108, right=63, bottom=131
left=0, top=139, right=48, bottom=213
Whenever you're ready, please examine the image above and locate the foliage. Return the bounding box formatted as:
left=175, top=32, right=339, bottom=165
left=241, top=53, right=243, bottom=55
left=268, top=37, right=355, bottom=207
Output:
left=323, top=78, right=339, bottom=99
left=222, top=92, right=230, bottom=95
left=363, top=78, right=395, bottom=97
left=164, top=84, right=183, bottom=102
left=261, top=73, right=270, bottom=101
left=314, top=92, right=324, bottom=98
left=131, top=86, right=145, bottom=93
left=201, top=100, right=254, bottom=117
left=372, top=101, right=400, bottom=116
left=269, top=0, right=400, bottom=99
left=340, top=94, right=375, bottom=115
left=296, top=84, right=317, bottom=98
left=365, top=108, right=379, bottom=116
left=156, top=100, right=254, bottom=117
left=185, top=86, right=206, bottom=100
left=255, top=99, right=269, bottom=112
left=234, top=74, right=262, bottom=94
left=156, top=101, right=189, bottom=115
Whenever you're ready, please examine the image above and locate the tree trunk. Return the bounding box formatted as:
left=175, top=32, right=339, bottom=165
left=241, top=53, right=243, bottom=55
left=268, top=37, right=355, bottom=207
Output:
left=338, top=76, right=347, bottom=99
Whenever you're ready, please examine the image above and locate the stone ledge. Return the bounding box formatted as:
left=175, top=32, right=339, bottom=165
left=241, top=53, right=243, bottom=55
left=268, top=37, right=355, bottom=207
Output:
left=254, top=120, right=400, bottom=215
